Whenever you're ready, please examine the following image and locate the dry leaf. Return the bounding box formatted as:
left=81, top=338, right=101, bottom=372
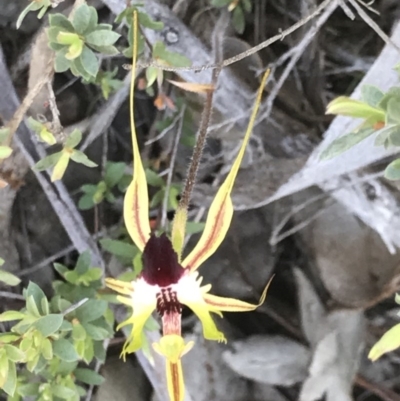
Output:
left=168, top=80, right=215, bottom=94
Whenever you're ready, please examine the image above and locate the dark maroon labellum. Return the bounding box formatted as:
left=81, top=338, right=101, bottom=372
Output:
left=141, top=233, right=185, bottom=287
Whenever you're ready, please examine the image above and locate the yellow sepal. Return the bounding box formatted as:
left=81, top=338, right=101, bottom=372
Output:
left=203, top=278, right=271, bottom=312
left=124, top=10, right=151, bottom=251
left=182, top=70, right=270, bottom=272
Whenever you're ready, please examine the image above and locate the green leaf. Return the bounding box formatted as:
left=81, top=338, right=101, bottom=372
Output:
left=51, top=151, right=70, bottom=182
left=64, top=270, right=79, bottom=284
left=57, top=31, right=80, bottom=45
left=16, top=2, right=40, bottom=29
left=88, top=44, right=119, bottom=55
left=0, top=146, right=12, bottom=159
left=104, top=162, right=126, bottom=187
left=70, top=150, right=98, bottom=167
left=153, top=41, right=191, bottom=67
left=26, top=295, right=41, bottom=317
left=361, top=85, right=385, bottom=107
left=211, top=0, right=232, bottom=6
left=93, top=340, right=106, bottom=362
left=79, top=46, right=99, bottom=77
left=65, top=129, right=82, bottom=148
left=0, top=333, right=19, bottom=343
left=138, top=11, right=164, bottom=30
left=72, top=323, right=86, bottom=341
left=49, top=14, right=75, bottom=32
left=17, top=383, right=40, bottom=397
left=2, top=361, right=16, bottom=396
left=74, top=368, right=104, bottom=385
left=150, top=188, right=164, bottom=208
left=34, top=151, right=63, bottom=171
left=0, top=270, right=21, bottom=286
left=78, top=194, right=95, bottom=210
left=319, top=127, right=375, bottom=160
left=33, top=314, right=63, bottom=337
left=41, top=338, right=53, bottom=360
left=388, top=125, right=400, bottom=147
left=385, top=158, right=400, bottom=180
left=82, top=268, right=103, bottom=282
left=71, top=56, right=92, bottom=80
left=133, top=252, right=143, bottom=277
left=146, top=66, right=159, bottom=87
left=53, top=263, right=68, bottom=276
left=75, top=299, right=107, bottom=323
left=82, top=322, right=109, bottom=340
left=75, top=251, right=91, bottom=275
left=51, top=384, right=76, bottom=399
left=369, top=323, right=400, bottom=361
left=25, top=282, right=47, bottom=315
left=55, top=49, right=72, bottom=73
left=86, top=6, right=99, bottom=33
left=53, top=338, right=79, bottom=362
left=72, top=4, right=91, bottom=34
left=4, top=345, right=25, bottom=362
left=100, top=238, right=137, bottom=259
left=85, top=30, right=121, bottom=46
left=326, top=96, right=386, bottom=121
left=37, top=5, right=48, bottom=19
left=232, top=6, right=245, bottom=34
left=0, top=351, right=8, bottom=378
left=145, top=168, right=164, bottom=187
left=242, top=0, right=252, bottom=13
left=185, top=221, right=206, bottom=235
left=386, top=98, right=400, bottom=125
left=0, top=310, right=25, bottom=322
left=378, top=87, right=400, bottom=110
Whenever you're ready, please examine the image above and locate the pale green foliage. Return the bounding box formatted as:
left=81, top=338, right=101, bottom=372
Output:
left=321, top=79, right=400, bottom=180
left=34, top=129, right=97, bottom=182
left=78, top=162, right=130, bottom=210
left=48, top=4, right=120, bottom=80
left=0, top=253, right=113, bottom=399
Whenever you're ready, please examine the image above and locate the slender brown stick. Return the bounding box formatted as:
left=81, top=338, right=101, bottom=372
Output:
left=134, top=0, right=334, bottom=72
left=177, top=71, right=219, bottom=213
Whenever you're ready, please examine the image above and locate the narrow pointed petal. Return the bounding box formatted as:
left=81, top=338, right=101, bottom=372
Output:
left=105, top=278, right=134, bottom=295
left=185, top=300, right=226, bottom=342
left=175, top=275, right=226, bottom=342
left=203, top=278, right=271, bottom=312
left=166, top=360, right=184, bottom=401
left=182, top=70, right=270, bottom=272
left=124, top=10, right=151, bottom=251
left=115, top=278, right=158, bottom=357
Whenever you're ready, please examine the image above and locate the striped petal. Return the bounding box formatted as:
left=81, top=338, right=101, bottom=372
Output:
left=124, top=10, right=151, bottom=251
left=203, top=278, right=271, bottom=312
left=166, top=361, right=184, bottom=401
left=105, top=278, right=134, bottom=296
left=182, top=70, right=270, bottom=272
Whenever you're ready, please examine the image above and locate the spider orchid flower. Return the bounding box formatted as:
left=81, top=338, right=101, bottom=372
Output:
left=105, top=11, right=271, bottom=401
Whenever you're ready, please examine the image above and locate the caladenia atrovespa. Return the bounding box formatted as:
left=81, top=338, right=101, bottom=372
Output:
left=105, top=10, right=272, bottom=401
